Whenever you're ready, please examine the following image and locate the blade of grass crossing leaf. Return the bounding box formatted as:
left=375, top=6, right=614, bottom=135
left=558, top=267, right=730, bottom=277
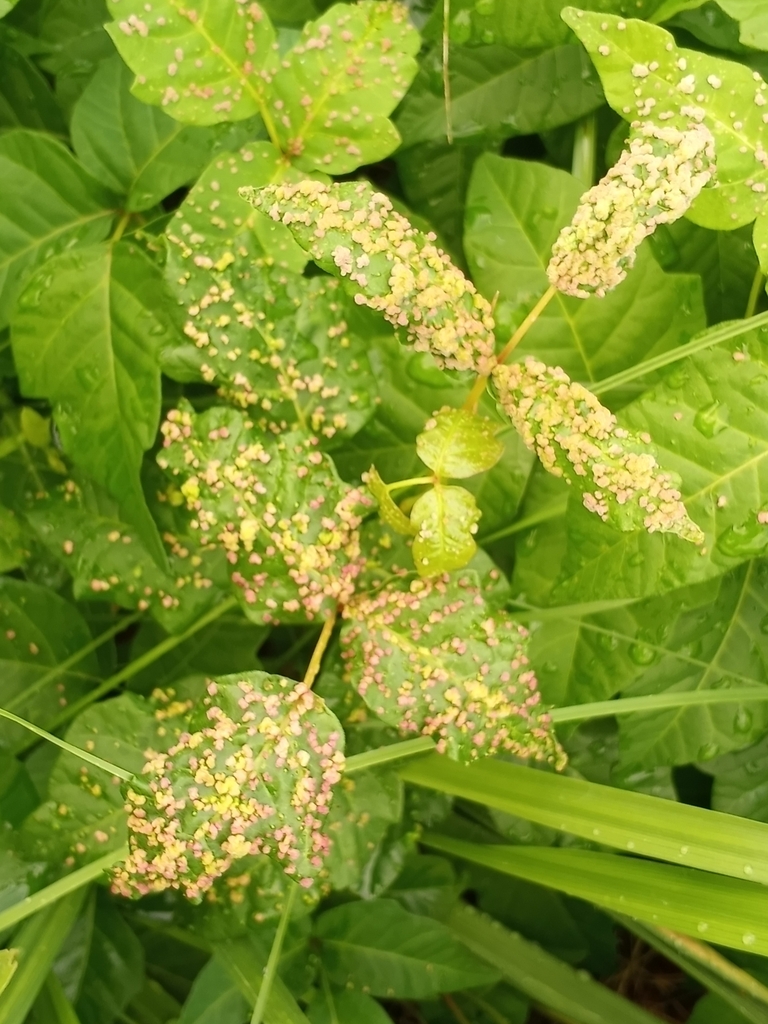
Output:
left=592, top=312, right=768, bottom=396
left=429, top=838, right=768, bottom=956
left=0, top=707, right=133, bottom=780
left=0, top=846, right=128, bottom=934
left=447, top=903, right=660, bottom=1024
left=614, top=915, right=768, bottom=1024
left=551, top=688, right=768, bottom=723
left=400, top=754, right=768, bottom=882
left=0, top=890, right=86, bottom=1024
left=346, top=737, right=436, bottom=774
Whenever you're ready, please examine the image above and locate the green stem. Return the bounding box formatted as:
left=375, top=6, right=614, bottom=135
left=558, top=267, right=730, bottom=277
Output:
left=386, top=476, right=434, bottom=493
left=571, top=112, right=597, bottom=186
left=746, top=266, right=765, bottom=319
left=496, top=285, right=557, bottom=366
left=550, top=686, right=768, bottom=724
left=592, top=310, right=768, bottom=396
left=0, top=707, right=133, bottom=780
left=303, top=609, right=337, bottom=689
left=7, top=611, right=141, bottom=714
left=111, top=211, right=131, bottom=242
left=37, top=596, right=238, bottom=743
left=442, top=0, right=453, bottom=144
left=346, top=735, right=436, bottom=774
left=250, top=883, right=298, bottom=1024
left=0, top=845, right=128, bottom=934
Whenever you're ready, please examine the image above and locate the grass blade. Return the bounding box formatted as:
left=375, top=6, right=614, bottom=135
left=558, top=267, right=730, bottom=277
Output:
left=426, top=836, right=768, bottom=957
left=400, top=754, right=768, bottom=883
left=447, top=902, right=661, bottom=1024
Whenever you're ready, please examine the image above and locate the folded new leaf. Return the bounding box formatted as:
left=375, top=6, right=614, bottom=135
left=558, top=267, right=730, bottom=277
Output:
left=341, top=573, right=565, bottom=766
left=157, top=402, right=371, bottom=624
left=112, top=672, right=345, bottom=900
left=493, top=358, right=704, bottom=544
left=242, top=180, right=497, bottom=375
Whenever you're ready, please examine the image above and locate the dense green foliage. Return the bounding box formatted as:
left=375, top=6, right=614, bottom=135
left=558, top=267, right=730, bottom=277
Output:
left=7, top=0, right=768, bottom=1022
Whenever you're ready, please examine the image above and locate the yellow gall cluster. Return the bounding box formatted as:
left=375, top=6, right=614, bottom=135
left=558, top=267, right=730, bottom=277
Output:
left=493, top=358, right=704, bottom=544
left=548, top=121, right=715, bottom=298
left=242, top=180, right=498, bottom=375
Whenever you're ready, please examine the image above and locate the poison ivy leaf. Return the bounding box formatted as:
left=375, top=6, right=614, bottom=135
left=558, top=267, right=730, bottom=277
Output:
left=157, top=402, right=371, bottom=624
left=114, top=671, right=345, bottom=899
left=12, top=240, right=180, bottom=563
left=436, top=0, right=671, bottom=48
left=315, top=898, right=498, bottom=998
left=20, top=692, right=170, bottom=869
left=324, top=768, right=403, bottom=893
left=366, top=466, right=415, bottom=535
left=411, top=484, right=481, bottom=575
left=0, top=129, right=115, bottom=328
left=396, top=140, right=487, bottom=265
left=268, top=1, right=419, bottom=173
left=563, top=9, right=768, bottom=230
left=0, top=577, right=101, bottom=749
left=105, top=0, right=278, bottom=126
left=308, top=986, right=391, bottom=1024
left=551, top=322, right=768, bottom=602
left=0, top=41, right=66, bottom=134
left=70, top=55, right=219, bottom=211
left=334, top=337, right=535, bottom=539
left=385, top=854, right=460, bottom=920
left=650, top=220, right=759, bottom=324
left=75, top=894, right=145, bottom=1024
left=395, top=43, right=604, bottom=147
left=340, top=571, right=565, bottom=765
left=464, top=154, right=706, bottom=384
left=176, top=958, right=249, bottom=1024
left=26, top=476, right=229, bottom=634
left=417, top=408, right=504, bottom=479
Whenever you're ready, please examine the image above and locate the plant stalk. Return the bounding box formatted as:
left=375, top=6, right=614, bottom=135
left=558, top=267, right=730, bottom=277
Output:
left=250, top=882, right=298, bottom=1024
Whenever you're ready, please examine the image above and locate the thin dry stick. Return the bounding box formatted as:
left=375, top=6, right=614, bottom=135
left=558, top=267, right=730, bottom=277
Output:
left=442, top=0, right=453, bottom=144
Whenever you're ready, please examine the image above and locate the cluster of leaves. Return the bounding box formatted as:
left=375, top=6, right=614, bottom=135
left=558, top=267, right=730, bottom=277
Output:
left=8, top=0, right=768, bottom=1023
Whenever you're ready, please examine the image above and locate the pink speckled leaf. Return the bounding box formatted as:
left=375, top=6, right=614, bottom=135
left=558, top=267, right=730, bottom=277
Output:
left=113, top=671, right=345, bottom=900
left=340, top=572, right=565, bottom=767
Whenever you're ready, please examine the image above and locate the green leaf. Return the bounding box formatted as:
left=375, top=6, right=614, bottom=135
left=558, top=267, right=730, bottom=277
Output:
left=447, top=902, right=660, bottom=1024
left=416, top=408, right=504, bottom=479
left=650, top=220, right=759, bottom=324
left=551, top=323, right=768, bottom=603
left=35, top=0, right=115, bottom=112
left=12, top=240, right=179, bottom=563
left=400, top=753, right=768, bottom=884
left=0, top=577, right=101, bottom=749
left=690, top=995, right=752, bottom=1024
left=562, top=9, right=768, bottom=230
left=269, top=1, right=419, bottom=173
left=0, top=0, right=19, bottom=18
left=0, top=504, right=24, bottom=573
left=75, top=894, right=144, bottom=1024
left=157, top=403, right=369, bottom=624
left=341, top=572, right=564, bottom=765
left=27, top=478, right=228, bottom=633
left=0, top=129, right=115, bottom=328
left=323, top=768, right=403, bottom=893
left=707, top=731, right=768, bottom=820
left=70, top=55, right=219, bottom=211
left=410, top=484, right=481, bottom=574
left=464, top=153, right=706, bottom=384
left=0, top=890, right=86, bottom=1024
left=177, top=958, right=249, bottom=1024
left=114, top=671, right=344, bottom=898
left=105, top=0, right=279, bottom=128
left=365, top=466, right=415, bottom=535
left=395, top=43, right=604, bottom=147
left=314, top=898, right=499, bottom=998
left=0, top=41, right=66, bottom=134
left=385, top=854, right=460, bottom=919
left=308, top=986, right=391, bottom=1024
left=437, top=0, right=671, bottom=48
left=0, top=951, right=16, bottom=999
left=717, top=1, right=768, bottom=50
left=216, top=933, right=312, bottom=1024
left=427, top=835, right=768, bottom=957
